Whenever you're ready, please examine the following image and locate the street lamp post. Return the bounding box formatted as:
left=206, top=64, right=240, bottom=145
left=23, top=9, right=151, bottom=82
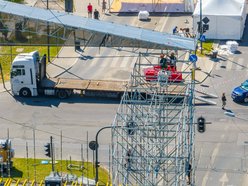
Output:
left=95, top=126, right=113, bottom=184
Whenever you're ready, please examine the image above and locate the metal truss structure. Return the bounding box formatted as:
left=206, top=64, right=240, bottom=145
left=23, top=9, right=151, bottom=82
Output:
left=0, top=0, right=195, bottom=50
left=112, top=53, right=195, bottom=185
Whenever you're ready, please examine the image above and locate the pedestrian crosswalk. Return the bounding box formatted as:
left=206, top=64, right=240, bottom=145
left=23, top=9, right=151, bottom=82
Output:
left=214, top=57, right=248, bottom=71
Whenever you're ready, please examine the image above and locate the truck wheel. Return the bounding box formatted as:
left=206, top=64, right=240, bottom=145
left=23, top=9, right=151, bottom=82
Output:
left=57, top=90, right=68, bottom=99
left=20, top=88, right=31, bottom=97
left=244, top=97, right=248, bottom=103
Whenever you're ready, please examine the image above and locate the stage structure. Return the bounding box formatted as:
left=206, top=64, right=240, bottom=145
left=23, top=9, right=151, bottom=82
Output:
left=112, top=53, right=195, bottom=185
left=0, top=0, right=195, bottom=50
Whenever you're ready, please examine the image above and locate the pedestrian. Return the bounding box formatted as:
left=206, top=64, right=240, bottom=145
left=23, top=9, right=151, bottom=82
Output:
left=169, top=52, right=177, bottom=69
left=159, top=54, right=168, bottom=69
left=102, top=0, right=107, bottom=14
left=222, top=93, right=227, bottom=110
left=178, top=28, right=185, bottom=37
left=186, top=162, right=192, bottom=185
left=94, top=9, right=100, bottom=20
left=172, top=26, right=178, bottom=34
left=87, top=3, right=93, bottom=18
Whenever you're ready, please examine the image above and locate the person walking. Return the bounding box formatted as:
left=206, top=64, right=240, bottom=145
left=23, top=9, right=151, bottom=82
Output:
left=94, top=9, right=100, bottom=20
left=102, top=0, right=107, bottom=14
left=222, top=93, right=227, bottom=110
left=169, top=52, right=177, bottom=69
left=172, top=26, right=178, bottom=34
left=159, top=54, right=168, bottom=70
left=87, top=3, right=93, bottom=18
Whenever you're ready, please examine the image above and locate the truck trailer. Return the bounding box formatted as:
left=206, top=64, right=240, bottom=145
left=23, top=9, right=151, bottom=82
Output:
left=10, top=51, right=128, bottom=99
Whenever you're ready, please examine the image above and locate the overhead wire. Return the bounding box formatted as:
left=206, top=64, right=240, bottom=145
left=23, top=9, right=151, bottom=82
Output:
left=0, top=115, right=87, bottom=143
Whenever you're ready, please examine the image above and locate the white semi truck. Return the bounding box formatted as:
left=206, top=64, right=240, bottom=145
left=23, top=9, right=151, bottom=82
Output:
left=10, top=51, right=127, bottom=99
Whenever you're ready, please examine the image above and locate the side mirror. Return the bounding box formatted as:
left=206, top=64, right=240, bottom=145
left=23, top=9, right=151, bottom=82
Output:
left=10, top=71, right=16, bottom=78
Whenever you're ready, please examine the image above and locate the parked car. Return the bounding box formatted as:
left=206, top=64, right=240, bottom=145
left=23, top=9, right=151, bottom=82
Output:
left=231, top=79, right=248, bottom=103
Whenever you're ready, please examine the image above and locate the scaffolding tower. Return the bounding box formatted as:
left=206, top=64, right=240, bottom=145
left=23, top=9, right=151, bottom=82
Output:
left=112, top=53, right=195, bottom=185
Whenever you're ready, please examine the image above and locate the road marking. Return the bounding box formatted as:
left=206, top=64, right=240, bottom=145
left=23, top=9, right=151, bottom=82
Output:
left=215, top=60, right=225, bottom=70
left=159, top=14, right=170, bottom=32
left=236, top=58, right=244, bottom=70
left=219, top=173, right=229, bottom=186
left=202, top=143, right=220, bottom=186
left=226, top=57, right=233, bottom=70
left=246, top=60, right=248, bottom=71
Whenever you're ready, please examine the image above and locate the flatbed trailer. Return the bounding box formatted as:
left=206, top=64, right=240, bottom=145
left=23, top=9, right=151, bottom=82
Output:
left=41, top=78, right=128, bottom=98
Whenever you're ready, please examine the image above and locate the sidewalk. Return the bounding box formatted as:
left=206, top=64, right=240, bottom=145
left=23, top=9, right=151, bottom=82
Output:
left=181, top=42, right=218, bottom=84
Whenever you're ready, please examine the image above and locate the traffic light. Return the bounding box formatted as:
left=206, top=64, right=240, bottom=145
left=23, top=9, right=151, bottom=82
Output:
left=197, top=117, right=205, bottom=133
left=197, top=21, right=201, bottom=33
left=65, top=0, right=73, bottom=12
left=44, top=143, right=51, bottom=157
left=203, top=24, right=209, bottom=33
left=74, top=41, right=80, bottom=51
left=96, top=161, right=100, bottom=167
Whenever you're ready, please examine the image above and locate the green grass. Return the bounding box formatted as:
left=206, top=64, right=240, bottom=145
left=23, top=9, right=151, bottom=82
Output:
left=0, top=46, right=61, bottom=82
left=196, top=40, right=214, bottom=57
left=7, top=0, right=24, bottom=3
left=3, top=158, right=110, bottom=185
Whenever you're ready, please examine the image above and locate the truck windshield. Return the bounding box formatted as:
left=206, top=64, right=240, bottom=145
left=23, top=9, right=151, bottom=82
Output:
left=11, top=68, right=25, bottom=78
left=241, top=80, right=248, bottom=91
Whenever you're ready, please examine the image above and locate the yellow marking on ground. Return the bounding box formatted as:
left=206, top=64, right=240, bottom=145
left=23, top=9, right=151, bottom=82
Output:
left=22, top=179, right=27, bottom=186
left=63, top=181, right=67, bottom=186
left=15, top=179, right=20, bottom=186
left=119, top=0, right=182, bottom=3
left=4, top=178, right=9, bottom=186
left=111, top=0, right=184, bottom=12
left=31, top=180, right=35, bottom=186
left=110, top=0, right=121, bottom=12
left=39, top=180, right=43, bottom=186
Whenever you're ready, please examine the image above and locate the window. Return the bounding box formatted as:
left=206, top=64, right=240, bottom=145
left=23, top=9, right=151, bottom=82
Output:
left=11, top=68, right=25, bottom=77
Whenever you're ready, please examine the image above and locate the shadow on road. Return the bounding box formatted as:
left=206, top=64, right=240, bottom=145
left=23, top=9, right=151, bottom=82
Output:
left=14, top=94, right=121, bottom=107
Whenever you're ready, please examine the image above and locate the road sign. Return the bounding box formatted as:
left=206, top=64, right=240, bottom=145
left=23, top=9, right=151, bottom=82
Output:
left=189, top=54, right=198, bottom=63
left=89, top=141, right=98, bottom=150
left=202, top=17, right=210, bottom=24
left=199, top=35, right=206, bottom=42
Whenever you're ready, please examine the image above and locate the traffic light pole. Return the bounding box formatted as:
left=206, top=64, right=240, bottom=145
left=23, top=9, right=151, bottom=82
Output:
left=47, top=0, right=50, bottom=62
left=50, top=136, right=55, bottom=172
left=200, top=0, right=203, bottom=54
left=95, top=126, right=113, bottom=184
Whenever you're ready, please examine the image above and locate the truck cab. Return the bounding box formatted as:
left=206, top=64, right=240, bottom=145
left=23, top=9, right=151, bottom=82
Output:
left=10, top=51, right=40, bottom=97
left=231, top=79, right=248, bottom=103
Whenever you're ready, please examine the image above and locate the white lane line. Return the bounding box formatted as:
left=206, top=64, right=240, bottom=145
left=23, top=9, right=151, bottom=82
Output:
left=236, top=58, right=244, bottom=70
left=202, top=143, right=221, bottom=186
left=215, top=60, right=224, bottom=70
left=226, top=57, right=234, bottom=71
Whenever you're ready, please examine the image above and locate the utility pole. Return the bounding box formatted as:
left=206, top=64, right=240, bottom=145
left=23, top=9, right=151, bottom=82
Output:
left=47, top=0, right=50, bottom=62
left=50, top=136, right=55, bottom=172
left=200, top=0, right=203, bottom=54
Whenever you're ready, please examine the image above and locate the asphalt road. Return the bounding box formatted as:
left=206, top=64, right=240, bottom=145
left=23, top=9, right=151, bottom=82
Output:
left=2, top=11, right=248, bottom=185
left=194, top=37, right=248, bottom=186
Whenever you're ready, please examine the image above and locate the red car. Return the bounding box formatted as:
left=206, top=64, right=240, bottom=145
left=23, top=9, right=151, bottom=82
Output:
left=144, top=65, right=183, bottom=82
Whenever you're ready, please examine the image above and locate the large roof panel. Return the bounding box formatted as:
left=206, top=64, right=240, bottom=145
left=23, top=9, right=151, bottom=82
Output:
left=0, top=0, right=196, bottom=50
